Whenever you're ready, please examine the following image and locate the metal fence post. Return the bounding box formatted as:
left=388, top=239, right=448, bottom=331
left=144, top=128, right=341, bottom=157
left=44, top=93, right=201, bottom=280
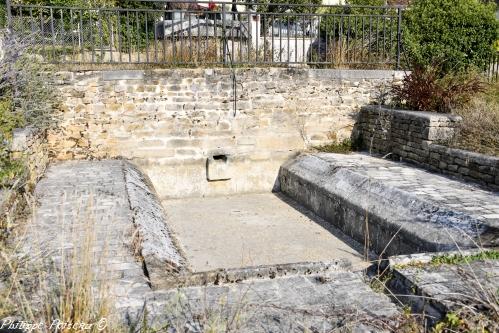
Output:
left=6, top=0, right=12, bottom=30
left=396, top=7, right=402, bottom=70
left=222, top=4, right=227, bottom=66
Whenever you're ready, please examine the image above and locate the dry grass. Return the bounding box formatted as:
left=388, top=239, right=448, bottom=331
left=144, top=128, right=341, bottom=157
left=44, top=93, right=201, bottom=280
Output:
left=310, top=37, right=396, bottom=70
left=0, top=197, right=120, bottom=332
left=452, top=82, right=499, bottom=156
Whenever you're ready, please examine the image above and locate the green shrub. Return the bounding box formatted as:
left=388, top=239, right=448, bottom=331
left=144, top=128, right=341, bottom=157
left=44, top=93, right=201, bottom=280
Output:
left=315, top=138, right=355, bottom=154
left=0, top=98, right=25, bottom=187
left=403, top=0, right=499, bottom=73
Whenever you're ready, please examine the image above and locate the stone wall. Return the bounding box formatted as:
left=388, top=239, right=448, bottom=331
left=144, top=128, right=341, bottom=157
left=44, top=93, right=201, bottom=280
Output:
left=48, top=68, right=403, bottom=198
left=11, top=127, right=49, bottom=188
left=355, top=106, right=499, bottom=190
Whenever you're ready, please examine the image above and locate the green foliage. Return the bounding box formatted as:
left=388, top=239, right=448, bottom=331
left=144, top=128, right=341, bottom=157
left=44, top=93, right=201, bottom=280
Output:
left=0, top=0, right=6, bottom=29
left=320, top=0, right=396, bottom=38
left=114, top=0, right=162, bottom=52
left=403, top=0, right=499, bottom=73
left=0, top=33, right=56, bottom=187
left=315, top=138, right=355, bottom=154
left=21, top=0, right=117, bottom=7
left=0, top=98, right=25, bottom=187
left=0, top=98, right=24, bottom=140
left=317, top=0, right=399, bottom=65
left=430, top=250, right=499, bottom=266
left=433, top=312, right=464, bottom=333
left=257, top=0, right=323, bottom=14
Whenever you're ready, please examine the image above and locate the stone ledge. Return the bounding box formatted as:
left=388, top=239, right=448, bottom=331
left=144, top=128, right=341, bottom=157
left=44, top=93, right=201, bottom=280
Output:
left=55, top=67, right=406, bottom=83
left=134, top=270, right=401, bottom=332
left=123, top=161, right=189, bottom=286
left=388, top=250, right=499, bottom=327
left=154, top=259, right=352, bottom=289
left=278, top=153, right=499, bottom=256
left=361, top=105, right=462, bottom=125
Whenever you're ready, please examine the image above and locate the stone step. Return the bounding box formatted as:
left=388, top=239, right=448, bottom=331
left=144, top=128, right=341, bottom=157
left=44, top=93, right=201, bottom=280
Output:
left=136, top=270, right=401, bottom=332
left=387, top=249, right=499, bottom=328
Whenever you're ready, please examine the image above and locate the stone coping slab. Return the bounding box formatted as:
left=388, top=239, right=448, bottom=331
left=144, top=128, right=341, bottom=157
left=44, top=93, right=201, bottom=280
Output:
left=123, top=161, right=189, bottom=281
left=151, top=259, right=351, bottom=289
left=135, top=270, right=401, bottom=332
left=387, top=250, right=499, bottom=327
left=361, top=105, right=463, bottom=123
left=279, top=153, right=499, bottom=256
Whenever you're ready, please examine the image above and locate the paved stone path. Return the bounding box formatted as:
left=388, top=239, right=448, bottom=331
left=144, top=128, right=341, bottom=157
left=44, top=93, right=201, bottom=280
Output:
left=316, top=153, right=499, bottom=228
left=25, top=160, right=151, bottom=315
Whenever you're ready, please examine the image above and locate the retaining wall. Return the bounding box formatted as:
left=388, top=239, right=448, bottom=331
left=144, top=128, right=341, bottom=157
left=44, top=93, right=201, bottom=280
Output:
left=354, top=106, right=499, bottom=190
left=48, top=68, right=403, bottom=198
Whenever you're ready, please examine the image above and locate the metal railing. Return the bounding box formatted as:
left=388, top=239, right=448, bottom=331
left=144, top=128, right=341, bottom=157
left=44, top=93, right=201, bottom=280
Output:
left=5, top=0, right=405, bottom=68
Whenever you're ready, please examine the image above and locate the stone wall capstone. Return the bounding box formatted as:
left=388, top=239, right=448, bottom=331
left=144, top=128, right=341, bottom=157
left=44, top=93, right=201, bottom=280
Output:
left=354, top=106, right=499, bottom=190
left=48, top=68, right=404, bottom=198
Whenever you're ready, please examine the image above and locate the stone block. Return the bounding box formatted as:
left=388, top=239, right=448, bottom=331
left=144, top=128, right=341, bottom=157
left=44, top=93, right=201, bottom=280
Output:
left=455, top=158, right=469, bottom=167
left=10, top=127, right=37, bottom=152
left=102, top=70, right=145, bottom=81
left=479, top=173, right=494, bottom=183
left=457, top=167, right=469, bottom=176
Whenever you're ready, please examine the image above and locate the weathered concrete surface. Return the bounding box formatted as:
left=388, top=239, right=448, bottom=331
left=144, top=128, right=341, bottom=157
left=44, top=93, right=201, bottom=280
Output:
left=163, top=193, right=369, bottom=272
left=388, top=250, right=499, bottom=328
left=156, top=260, right=352, bottom=289
left=141, top=270, right=401, bottom=332
left=279, top=153, right=499, bottom=256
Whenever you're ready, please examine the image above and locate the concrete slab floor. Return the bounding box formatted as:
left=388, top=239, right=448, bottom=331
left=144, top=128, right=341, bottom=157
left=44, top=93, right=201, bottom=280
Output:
left=162, top=193, right=369, bottom=272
